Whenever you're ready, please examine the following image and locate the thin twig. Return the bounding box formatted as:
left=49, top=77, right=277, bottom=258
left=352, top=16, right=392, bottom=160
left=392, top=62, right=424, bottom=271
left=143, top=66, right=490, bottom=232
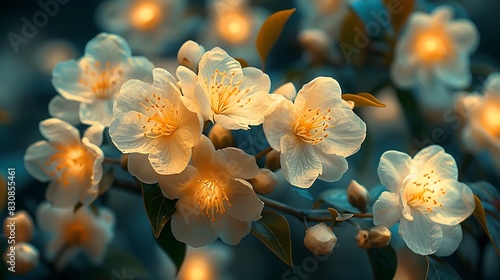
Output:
left=255, top=147, right=273, bottom=160
left=103, top=157, right=121, bottom=165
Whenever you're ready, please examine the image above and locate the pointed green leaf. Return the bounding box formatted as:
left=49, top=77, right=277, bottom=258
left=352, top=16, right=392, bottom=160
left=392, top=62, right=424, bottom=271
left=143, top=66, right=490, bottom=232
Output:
left=366, top=245, right=398, bottom=280
left=342, top=93, right=386, bottom=108
left=328, top=207, right=354, bottom=222
left=256, top=8, right=295, bottom=69
left=156, top=220, right=186, bottom=275
left=141, top=182, right=177, bottom=238
left=426, top=256, right=461, bottom=280
left=383, top=0, right=415, bottom=34
left=472, top=195, right=500, bottom=255
left=251, top=210, right=293, bottom=267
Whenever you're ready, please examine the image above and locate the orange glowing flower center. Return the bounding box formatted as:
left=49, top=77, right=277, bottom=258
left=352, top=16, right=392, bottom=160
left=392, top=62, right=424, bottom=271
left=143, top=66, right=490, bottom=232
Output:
left=208, top=69, right=250, bottom=114
left=65, top=221, right=89, bottom=245
left=80, top=61, right=124, bottom=99
left=47, top=145, right=93, bottom=185
left=403, top=169, right=446, bottom=213
left=130, top=1, right=163, bottom=30
left=194, top=180, right=231, bottom=222
left=479, top=101, right=500, bottom=139
left=415, top=31, right=452, bottom=62
left=139, top=93, right=179, bottom=138
left=294, top=108, right=332, bottom=144
left=216, top=10, right=251, bottom=44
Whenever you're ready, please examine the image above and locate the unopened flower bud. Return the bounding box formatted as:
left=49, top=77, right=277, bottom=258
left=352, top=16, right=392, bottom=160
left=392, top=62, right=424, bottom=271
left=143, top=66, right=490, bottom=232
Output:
left=368, top=225, right=391, bottom=248
left=347, top=180, right=370, bottom=213
left=248, top=169, right=277, bottom=194
left=355, top=230, right=371, bottom=249
left=208, top=124, right=235, bottom=149
left=3, top=242, right=39, bottom=274
left=304, top=223, right=337, bottom=255
left=265, top=149, right=281, bottom=171
left=4, top=210, right=34, bottom=242
left=177, top=40, right=205, bottom=72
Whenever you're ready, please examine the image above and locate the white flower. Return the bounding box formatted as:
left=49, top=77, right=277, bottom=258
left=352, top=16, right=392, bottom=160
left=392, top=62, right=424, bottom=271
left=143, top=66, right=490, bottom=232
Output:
left=373, top=145, right=475, bottom=256
left=391, top=6, right=478, bottom=107
left=24, top=119, right=104, bottom=208
left=263, top=77, right=366, bottom=188
left=177, top=47, right=272, bottom=130
left=36, top=202, right=115, bottom=270
left=177, top=40, right=205, bottom=73
left=157, top=135, right=264, bottom=247
left=110, top=68, right=203, bottom=177
left=456, top=73, right=500, bottom=169
left=51, top=33, right=154, bottom=126
left=303, top=223, right=337, bottom=255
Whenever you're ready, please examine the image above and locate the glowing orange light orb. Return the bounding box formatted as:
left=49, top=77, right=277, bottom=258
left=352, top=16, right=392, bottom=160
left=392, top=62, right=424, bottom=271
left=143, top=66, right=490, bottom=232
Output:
left=415, top=31, right=452, bottom=62
left=130, top=1, right=163, bottom=30
left=216, top=10, right=251, bottom=44
left=480, top=102, right=500, bottom=138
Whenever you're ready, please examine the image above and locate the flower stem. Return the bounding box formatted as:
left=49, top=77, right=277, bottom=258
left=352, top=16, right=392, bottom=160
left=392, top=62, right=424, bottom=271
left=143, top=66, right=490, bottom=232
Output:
left=103, top=157, right=121, bottom=165
left=255, top=147, right=273, bottom=160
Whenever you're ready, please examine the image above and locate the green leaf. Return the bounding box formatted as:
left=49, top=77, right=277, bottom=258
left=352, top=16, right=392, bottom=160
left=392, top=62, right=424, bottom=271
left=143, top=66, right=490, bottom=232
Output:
left=256, top=8, right=295, bottom=69
left=366, top=245, right=398, bottom=280
left=342, top=92, right=386, bottom=108
left=425, top=256, right=461, bottom=280
left=251, top=210, right=293, bottom=267
left=472, top=195, right=500, bottom=255
left=339, top=7, right=368, bottom=64
left=141, top=182, right=177, bottom=238
left=98, top=166, right=115, bottom=195
left=382, top=0, right=415, bottom=34
left=101, top=248, right=148, bottom=278
left=156, top=220, right=186, bottom=274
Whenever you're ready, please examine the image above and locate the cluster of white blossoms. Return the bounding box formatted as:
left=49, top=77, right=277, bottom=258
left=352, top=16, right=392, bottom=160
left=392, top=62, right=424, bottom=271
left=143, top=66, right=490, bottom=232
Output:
left=391, top=6, right=479, bottom=108
left=22, top=30, right=479, bottom=266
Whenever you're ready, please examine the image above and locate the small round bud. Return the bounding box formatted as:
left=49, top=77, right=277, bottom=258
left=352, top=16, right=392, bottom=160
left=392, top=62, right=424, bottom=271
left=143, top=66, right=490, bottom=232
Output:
left=3, top=242, right=39, bottom=275
left=177, top=40, right=205, bottom=72
left=304, top=223, right=337, bottom=255
left=368, top=225, right=391, bottom=248
left=4, top=210, right=34, bottom=243
left=265, top=150, right=281, bottom=171
left=347, top=180, right=370, bottom=213
left=355, top=230, right=371, bottom=249
left=208, top=124, right=235, bottom=149
left=120, top=154, right=129, bottom=171
left=248, top=169, right=278, bottom=194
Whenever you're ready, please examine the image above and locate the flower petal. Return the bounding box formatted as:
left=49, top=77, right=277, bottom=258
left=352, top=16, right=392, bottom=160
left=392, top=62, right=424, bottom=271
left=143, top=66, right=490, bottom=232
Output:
left=24, top=141, right=56, bottom=182
left=80, top=98, right=114, bottom=127
left=83, top=124, right=105, bottom=146
left=122, top=56, right=154, bottom=82
left=222, top=90, right=272, bottom=128
left=176, top=66, right=198, bottom=103
left=48, top=96, right=81, bottom=125
left=423, top=180, right=475, bottom=226
left=148, top=128, right=193, bottom=175
left=316, top=108, right=366, bottom=157
left=211, top=148, right=259, bottom=179
left=294, top=77, right=343, bottom=112
left=447, top=19, right=479, bottom=53
left=434, top=55, right=471, bottom=89
left=113, top=79, right=154, bottom=117
left=391, top=55, right=418, bottom=88
left=225, top=179, right=263, bottom=221
left=214, top=114, right=249, bottom=130
left=151, top=68, right=180, bottom=101
left=239, top=67, right=271, bottom=94
left=219, top=215, right=251, bottom=245
left=84, top=33, right=131, bottom=64
left=263, top=99, right=296, bottom=151
left=198, top=47, right=242, bottom=87
left=314, top=148, right=348, bottom=182
left=40, top=118, right=80, bottom=145
left=373, top=191, right=402, bottom=228
left=435, top=224, right=463, bottom=256
left=46, top=180, right=84, bottom=208
left=413, top=145, right=458, bottom=181
left=377, top=150, right=413, bottom=193
left=191, top=135, right=216, bottom=173
left=128, top=153, right=158, bottom=184
left=273, top=82, right=296, bottom=101
left=158, top=166, right=198, bottom=199
left=171, top=197, right=221, bottom=247
left=109, top=111, right=157, bottom=153
left=52, top=60, right=94, bottom=103
left=399, top=212, right=443, bottom=255
left=280, top=134, right=321, bottom=188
